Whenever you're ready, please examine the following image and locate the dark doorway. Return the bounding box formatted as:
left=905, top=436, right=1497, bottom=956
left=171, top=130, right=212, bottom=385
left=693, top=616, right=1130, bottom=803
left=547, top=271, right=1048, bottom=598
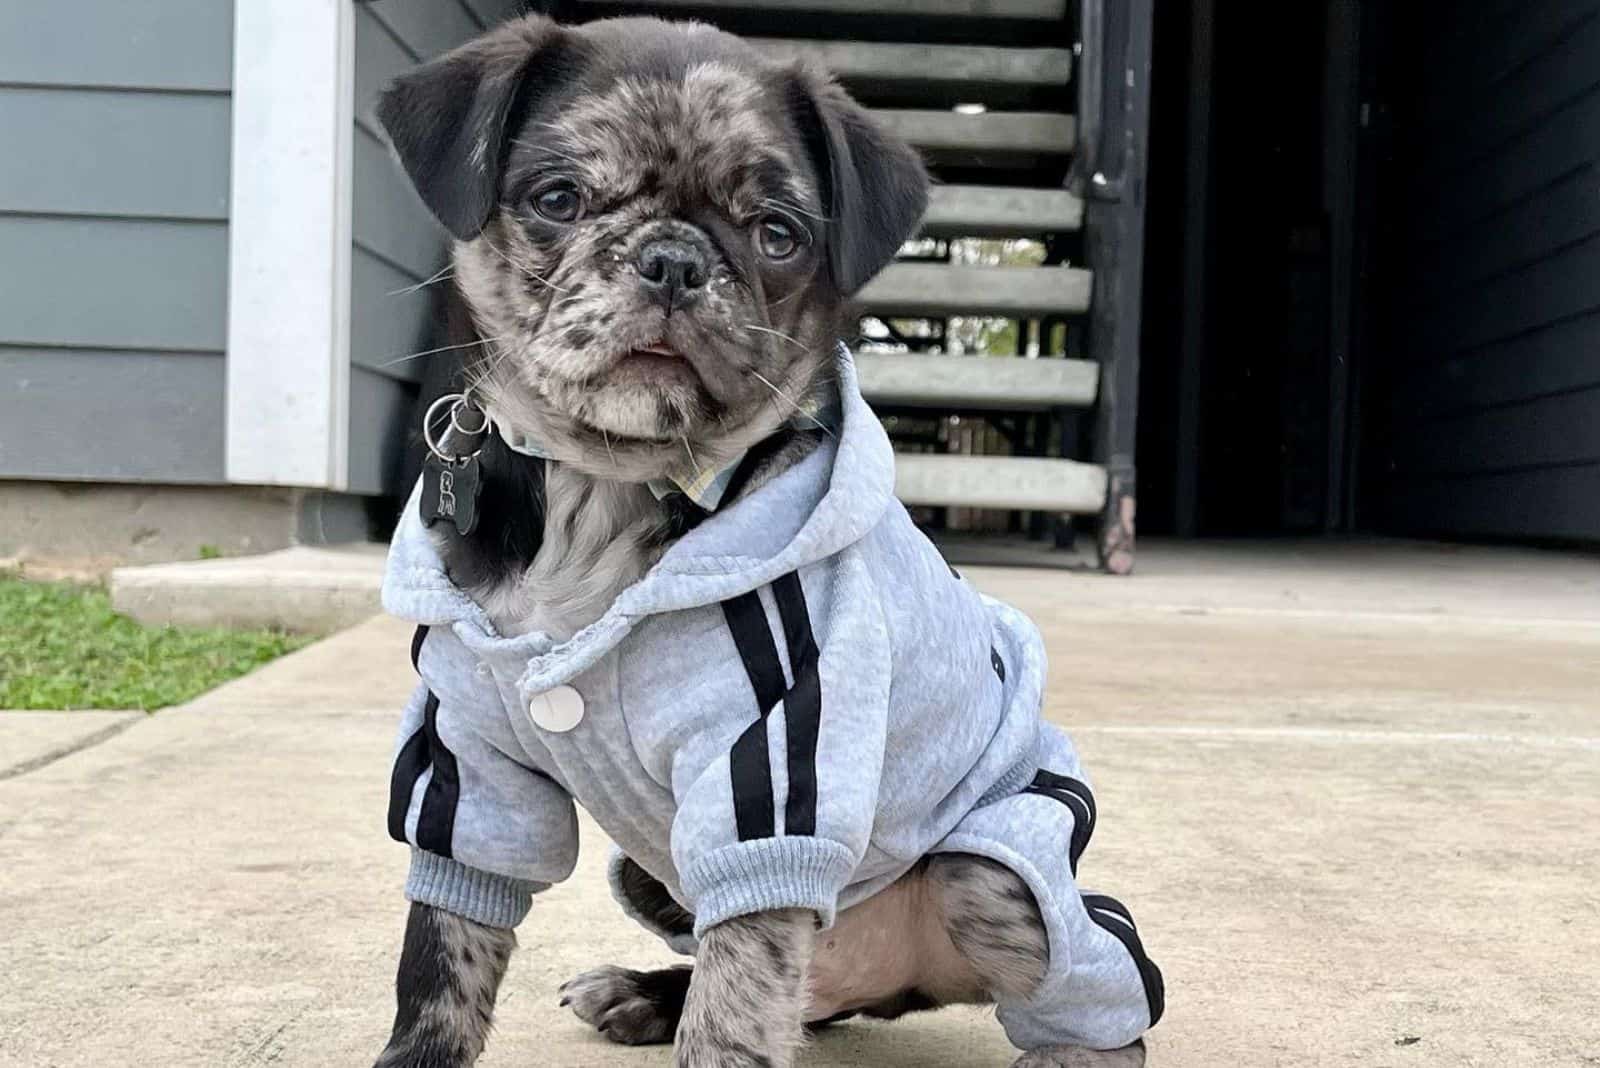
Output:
left=1143, top=0, right=1600, bottom=548
left=1140, top=1, right=1375, bottom=538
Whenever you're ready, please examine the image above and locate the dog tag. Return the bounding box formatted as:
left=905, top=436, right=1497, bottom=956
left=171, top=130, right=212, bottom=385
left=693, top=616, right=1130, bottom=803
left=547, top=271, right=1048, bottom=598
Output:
left=421, top=454, right=482, bottom=536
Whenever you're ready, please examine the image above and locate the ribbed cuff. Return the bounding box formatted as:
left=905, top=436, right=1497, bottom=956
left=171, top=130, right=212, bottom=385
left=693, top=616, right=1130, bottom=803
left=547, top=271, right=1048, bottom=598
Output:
left=404, top=849, right=546, bottom=929
left=679, top=838, right=857, bottom=936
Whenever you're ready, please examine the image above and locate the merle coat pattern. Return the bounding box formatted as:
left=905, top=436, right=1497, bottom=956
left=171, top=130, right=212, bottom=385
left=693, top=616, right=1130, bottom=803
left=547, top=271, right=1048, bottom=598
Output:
left=371, top=14, right=1146, bottom=1068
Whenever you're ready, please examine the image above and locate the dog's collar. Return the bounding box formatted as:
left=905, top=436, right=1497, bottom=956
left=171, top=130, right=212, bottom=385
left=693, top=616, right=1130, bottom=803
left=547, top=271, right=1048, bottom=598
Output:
left=495, top=389, right=840, bottom=513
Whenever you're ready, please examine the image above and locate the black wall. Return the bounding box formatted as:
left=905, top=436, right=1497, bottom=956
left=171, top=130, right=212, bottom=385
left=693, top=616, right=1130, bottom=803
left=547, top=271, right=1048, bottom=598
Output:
left=1372, top=0, right=1600, bottom=543
left=1141, top=0, right=1600, bottom=546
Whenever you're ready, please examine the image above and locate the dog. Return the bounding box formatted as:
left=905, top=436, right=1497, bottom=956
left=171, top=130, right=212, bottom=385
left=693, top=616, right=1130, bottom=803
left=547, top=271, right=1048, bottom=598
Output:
left=372, top=14, right=1160, bottom=1068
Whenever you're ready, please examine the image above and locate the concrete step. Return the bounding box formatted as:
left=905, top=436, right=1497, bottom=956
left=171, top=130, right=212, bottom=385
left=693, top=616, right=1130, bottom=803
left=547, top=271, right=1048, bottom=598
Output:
left=857, top=352, right=1097, bottom=410
left=857, top=262, right=1093, bottom=317
left=110, top=545, right=385, bottom=633
left=895, top=454, right=1107, bottom=514
left=873, top=108, right=1076, bottom=165
left=922, top=184, right=1083, bottom=237
left=749, top=38, right=1072, bottom=91
left=578, top=0, right=1068, bottom=18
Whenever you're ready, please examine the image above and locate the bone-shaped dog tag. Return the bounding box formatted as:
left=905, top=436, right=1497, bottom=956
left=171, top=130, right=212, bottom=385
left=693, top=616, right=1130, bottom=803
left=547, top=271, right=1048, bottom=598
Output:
left=421, top=454, right=482, bottom=536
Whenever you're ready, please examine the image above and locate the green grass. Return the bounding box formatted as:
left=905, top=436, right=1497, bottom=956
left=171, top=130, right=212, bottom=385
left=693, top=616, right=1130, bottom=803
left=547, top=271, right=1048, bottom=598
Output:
left=0, top=574, right=312, bottom=711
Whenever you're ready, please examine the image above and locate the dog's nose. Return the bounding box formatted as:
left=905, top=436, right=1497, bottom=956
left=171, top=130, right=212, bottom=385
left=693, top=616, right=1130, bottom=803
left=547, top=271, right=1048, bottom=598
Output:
left=636, top=239, right=707, bottom=312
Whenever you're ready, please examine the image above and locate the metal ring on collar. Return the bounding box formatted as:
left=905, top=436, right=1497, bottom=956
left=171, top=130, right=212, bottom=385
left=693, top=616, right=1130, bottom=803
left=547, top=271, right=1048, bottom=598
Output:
left=423, top=393, right=489, bottom=463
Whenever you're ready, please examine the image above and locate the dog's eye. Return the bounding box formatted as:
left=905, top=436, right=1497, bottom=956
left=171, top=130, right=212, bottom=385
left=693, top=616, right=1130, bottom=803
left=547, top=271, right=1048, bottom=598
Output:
left=756, top=217, right=800, bottom=260
left=532, top=182, right=583, bottom=223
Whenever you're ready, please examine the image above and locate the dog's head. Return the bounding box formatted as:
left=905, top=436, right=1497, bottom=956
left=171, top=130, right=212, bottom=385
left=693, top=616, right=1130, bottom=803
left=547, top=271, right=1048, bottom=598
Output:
left=379, top=16, right=928, bottom=481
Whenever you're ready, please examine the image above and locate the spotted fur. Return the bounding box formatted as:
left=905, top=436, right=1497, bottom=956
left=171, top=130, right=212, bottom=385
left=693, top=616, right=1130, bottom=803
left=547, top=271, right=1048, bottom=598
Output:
left=614, top=854, right=697, bottom=940
left=573, top=855, right=1145, bottom=1067
left=675, top=910, right=814, bottom=1068
left=372, top=14, right=935, bottom=1067
left=560, top=964, right=692, bottom=1046
left=472, top=462, right=665, bottom=639
left=375, top=903, right=515, bottom=1068
left=928, top=853, right=1051, bottom=999
left=1012, top=1042, right=1148, bottom=1068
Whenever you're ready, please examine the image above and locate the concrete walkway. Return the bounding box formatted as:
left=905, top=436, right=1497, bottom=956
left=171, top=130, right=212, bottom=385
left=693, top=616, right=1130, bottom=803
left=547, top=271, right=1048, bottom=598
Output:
left=3, top=555, right=1599, bottom=1066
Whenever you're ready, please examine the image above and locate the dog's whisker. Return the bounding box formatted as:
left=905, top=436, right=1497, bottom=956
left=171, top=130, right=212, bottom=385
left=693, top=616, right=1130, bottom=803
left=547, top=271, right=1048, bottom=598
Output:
left=748, top=369, right=837, bottom=438
left=477, top=235, right=574, bottom=294
left=680, top=435, right=702, bottom=476
left=387, top=264, right=456, bottom=296
left=381, top=334, right=509, bottom=368
left=741, top=323, right=806, bottom=349
left=747, top=369, right=800, bottom=413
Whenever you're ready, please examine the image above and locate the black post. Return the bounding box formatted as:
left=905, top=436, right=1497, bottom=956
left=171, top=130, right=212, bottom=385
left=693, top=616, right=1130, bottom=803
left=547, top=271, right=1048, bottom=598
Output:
left=1083, top=0, right=1154, bottom=574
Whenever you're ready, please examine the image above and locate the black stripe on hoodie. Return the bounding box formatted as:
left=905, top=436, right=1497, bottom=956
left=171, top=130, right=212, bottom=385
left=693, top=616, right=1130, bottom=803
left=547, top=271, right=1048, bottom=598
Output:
left=1082, top=893, right=1165, bottom=1027
left=772, top=572, right=820, bottom=837
left=1024, top=769, right=1097, bottom=873
left=387, top=624, right=459, bottom=857
left=722, top=590, right=785, bottom=840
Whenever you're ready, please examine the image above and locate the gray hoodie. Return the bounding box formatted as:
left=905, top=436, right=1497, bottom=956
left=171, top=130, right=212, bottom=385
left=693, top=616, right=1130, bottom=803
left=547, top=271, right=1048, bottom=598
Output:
left=382, top=348, right=1161, bottom=1049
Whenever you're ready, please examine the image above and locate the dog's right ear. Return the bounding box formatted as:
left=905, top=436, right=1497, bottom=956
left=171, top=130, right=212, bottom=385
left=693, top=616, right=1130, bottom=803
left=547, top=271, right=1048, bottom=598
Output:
left=377, top=16, right=568, bottom=240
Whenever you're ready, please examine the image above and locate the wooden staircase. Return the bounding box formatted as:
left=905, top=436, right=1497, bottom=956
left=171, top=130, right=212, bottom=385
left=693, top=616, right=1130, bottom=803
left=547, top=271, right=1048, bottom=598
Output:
left=558, top=0, right=1152, bottom=571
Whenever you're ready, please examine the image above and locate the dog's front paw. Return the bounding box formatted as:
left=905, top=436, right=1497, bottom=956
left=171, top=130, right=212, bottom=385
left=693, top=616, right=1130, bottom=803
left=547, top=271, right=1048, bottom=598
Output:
left=560, top=964, right=690, bottom=1045
left=1012, top=1041, right=1147, bottom=1068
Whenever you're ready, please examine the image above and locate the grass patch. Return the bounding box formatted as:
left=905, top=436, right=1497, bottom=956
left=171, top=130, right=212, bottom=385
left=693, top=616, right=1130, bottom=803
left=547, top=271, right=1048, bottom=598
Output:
left=0, top=574, right=312, bottom=711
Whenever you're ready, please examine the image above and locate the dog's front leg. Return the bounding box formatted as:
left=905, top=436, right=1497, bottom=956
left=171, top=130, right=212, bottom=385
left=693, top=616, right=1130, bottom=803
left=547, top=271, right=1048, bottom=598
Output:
left=375, top=902, right=516, bottom=1068
left=675, top=908, right=814, bottom=1068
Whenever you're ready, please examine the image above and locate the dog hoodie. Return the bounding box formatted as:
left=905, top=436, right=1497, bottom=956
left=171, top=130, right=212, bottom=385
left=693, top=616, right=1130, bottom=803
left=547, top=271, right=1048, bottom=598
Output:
left=382, top=347, right=1162, bottom=1050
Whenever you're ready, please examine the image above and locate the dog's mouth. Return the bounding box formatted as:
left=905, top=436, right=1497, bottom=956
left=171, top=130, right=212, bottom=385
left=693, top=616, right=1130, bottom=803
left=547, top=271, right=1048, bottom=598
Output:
left=623, top=339, right=689, bottom=368
left=607, top=338, right=701, bottom=388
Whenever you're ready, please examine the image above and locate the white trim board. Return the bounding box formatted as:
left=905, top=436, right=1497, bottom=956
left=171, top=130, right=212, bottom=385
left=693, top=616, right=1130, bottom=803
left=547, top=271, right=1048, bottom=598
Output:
left=226, top=0, right=355, bottom=489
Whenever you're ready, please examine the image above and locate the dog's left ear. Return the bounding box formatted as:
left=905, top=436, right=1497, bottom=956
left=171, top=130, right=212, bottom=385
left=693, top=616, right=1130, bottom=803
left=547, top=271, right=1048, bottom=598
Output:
left=786, top=68, right=930, bottom=295
left=378, top=15, right=571, bottom=240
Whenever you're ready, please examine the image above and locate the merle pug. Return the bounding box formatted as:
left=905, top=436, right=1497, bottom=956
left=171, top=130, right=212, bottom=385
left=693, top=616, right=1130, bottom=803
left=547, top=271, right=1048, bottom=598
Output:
left=371, top=14, right=1150, bottom=1068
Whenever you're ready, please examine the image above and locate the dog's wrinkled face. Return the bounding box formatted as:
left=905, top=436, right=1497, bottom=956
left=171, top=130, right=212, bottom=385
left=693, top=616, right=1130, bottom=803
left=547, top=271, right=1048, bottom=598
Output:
left=379, top=16, right=927, bottom=481
left=474, top=55, right=830, bottom=458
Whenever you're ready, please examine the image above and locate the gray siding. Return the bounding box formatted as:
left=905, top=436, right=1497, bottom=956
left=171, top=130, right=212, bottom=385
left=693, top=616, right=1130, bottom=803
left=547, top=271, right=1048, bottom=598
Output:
left=345, top=0, right=523, bottom=495
left=0, top=349, right=225, bottom=483
left=0, top=2, right=232, bottom=92
left=1384, top=0, right=1600, bottom=541
left=0, top=217, right=229, bottom=352
left=0, top=1, right=231, bottom=483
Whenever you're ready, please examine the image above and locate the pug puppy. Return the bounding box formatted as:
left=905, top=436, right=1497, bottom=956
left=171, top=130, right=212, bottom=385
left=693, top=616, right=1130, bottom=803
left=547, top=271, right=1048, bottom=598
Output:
left=372, top=14, right=1157, bottom=1068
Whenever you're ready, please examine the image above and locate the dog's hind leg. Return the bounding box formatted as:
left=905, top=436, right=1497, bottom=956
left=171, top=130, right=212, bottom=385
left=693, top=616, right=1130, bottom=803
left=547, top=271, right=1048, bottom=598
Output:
left=928, top=854, right=1148, bottom=1068
left=927, top=853, right=1050, bottom=999
left=374, top=902, right=516, bottom=1068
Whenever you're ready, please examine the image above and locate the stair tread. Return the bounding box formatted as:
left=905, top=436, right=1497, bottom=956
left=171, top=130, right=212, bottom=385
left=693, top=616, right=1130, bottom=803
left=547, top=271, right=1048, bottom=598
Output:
left=858, top=263, right=1093, bottom=317
left=858, top=352, right=1097, bottom=409
left=577, top=0, right=1068, bottom=17
left=894, top=454, right=1107, bottom=514
left=872, top=109, right=1076, bottom=155
left=922, top=184, right=1083, bottom=236
left=749, top=39, right=1072, bottom=87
